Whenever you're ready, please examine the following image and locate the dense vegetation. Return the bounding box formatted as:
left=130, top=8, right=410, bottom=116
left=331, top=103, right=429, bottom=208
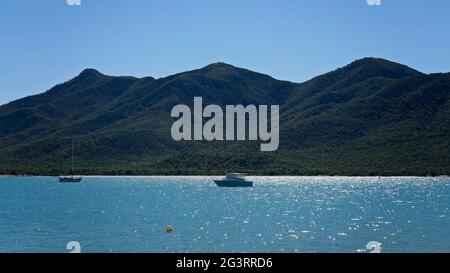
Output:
left=0, top=58, right=449, bottom=176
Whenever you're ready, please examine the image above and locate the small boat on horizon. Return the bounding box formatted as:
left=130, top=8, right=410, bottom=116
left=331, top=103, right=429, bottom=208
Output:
left=59, top=140, right=82, bottom=183
left=214, top=173, right=253, bottom=187
left=59, top=175, right=82, bottom=183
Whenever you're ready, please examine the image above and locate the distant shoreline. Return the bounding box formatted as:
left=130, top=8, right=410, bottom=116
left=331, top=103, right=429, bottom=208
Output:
left=1, top=175, right=449, bottom=178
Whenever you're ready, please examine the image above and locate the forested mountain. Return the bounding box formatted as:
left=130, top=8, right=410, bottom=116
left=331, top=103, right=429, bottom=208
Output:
left=1, top=58, right=449, bottom=175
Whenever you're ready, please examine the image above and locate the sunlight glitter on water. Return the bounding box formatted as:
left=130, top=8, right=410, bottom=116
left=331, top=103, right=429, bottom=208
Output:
left=0, top=176, right=449, bottom=252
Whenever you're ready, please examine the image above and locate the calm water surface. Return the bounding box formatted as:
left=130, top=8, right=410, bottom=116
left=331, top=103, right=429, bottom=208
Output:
left=0, top=176, right=449, bottom=253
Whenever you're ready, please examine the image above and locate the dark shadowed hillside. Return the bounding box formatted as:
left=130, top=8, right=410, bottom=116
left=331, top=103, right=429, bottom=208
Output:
left=0, top=58, right=449, bottom=175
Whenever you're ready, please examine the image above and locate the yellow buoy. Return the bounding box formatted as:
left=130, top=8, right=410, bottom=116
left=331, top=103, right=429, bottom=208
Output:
left=165, top=225, right=173, bottom=233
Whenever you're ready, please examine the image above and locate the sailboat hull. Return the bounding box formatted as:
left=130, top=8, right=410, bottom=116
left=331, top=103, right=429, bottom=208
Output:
left=59, top=176, right=82, bottom=183
left=59, top=140, right=82, bottom=183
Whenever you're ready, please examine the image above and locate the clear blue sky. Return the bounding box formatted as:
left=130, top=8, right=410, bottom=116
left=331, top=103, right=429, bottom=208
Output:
left=1, top=0, right=449, bottom=105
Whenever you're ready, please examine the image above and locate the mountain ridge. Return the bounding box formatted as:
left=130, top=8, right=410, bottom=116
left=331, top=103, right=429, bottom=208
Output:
left=0, top=57, right=449, bottom=176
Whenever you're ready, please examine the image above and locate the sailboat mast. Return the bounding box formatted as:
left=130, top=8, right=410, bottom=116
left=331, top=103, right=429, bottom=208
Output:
left=71, top=140, right=74, bottom=174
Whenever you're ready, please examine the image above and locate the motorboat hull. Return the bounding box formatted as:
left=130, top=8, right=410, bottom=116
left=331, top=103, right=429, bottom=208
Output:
left=214, top=179, right=253, bottom=187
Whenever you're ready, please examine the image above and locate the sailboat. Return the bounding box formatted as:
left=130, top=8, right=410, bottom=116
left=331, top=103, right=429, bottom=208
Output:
left=59, top=140, right=82, bottom=183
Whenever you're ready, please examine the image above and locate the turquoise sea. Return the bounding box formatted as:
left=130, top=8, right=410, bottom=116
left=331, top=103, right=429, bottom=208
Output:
left=0, top=176, right=449, bottom=253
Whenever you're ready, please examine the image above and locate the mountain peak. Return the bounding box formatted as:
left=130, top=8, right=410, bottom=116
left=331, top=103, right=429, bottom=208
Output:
left=350, top=57, right=407, bottom=68
left=78, top=68, right=104, bottom=77
left=343, top=57, right=422, bottom=79
left=202, top=62, right=236, bottom=71
left=303, top=57, right=423, bottom=88
left=354, top=57, right=391, bottom=64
